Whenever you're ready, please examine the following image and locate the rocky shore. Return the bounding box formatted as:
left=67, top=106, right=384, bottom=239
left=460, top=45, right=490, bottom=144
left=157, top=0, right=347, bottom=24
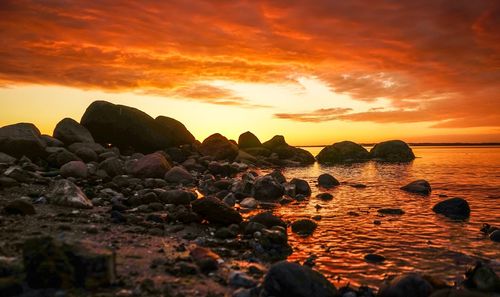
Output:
left=0, top=101, right=498, bottom=297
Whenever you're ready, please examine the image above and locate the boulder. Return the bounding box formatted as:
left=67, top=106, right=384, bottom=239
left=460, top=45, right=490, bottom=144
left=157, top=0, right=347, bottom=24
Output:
left=98, top=157, right=124, bottom=177
left=401, top=180, right=432, bottom=195
left=164, top=166, right=194, bottom=184
left=291, top=219, right=317, bottom=235
left=262, top=135, right=288, bottom=150
left=252, top=175, right=284, bottom=201
left=192, top=196, right=243, bottom=225
left=80, top=100, right=170, bottom=153
left=0, top=123, right=46, bottom=159
left=490, top=230, right=500, bottom=242
left=74, top=147, right=98, bottom=163
left=240, top=197, right=258, bottom=209
left=378, top=273, right=433, bottom=297
left=430, top=289, right=491, bottom=297
left=47, top=148, right=81, bottom=167
left=249, top=211, right=286, bottom=228
left=40, top=135, right=64, bottom=147
left=46, top=179, right=93, bottom=208
left=317, top=173, right=340, bottom=188
left=290, top=178, right=311, bottom=196
left=316, top=141, right=369, bottom=164
left=432, top=197, right=470, bottom=219
left=154, top=116, right=195, bottom=146
left=269, top=170, right=287, bottom=184
left=53, top=118, right=94, bottom=145
left=23, top=236, right=115, bottom=289
left=238, top=131, right=262, bottom=149
left=378, top=208, right=405, bottom=215
left=3, top=199, right=36, bottom=215
left=60, top=161, right=88, bottom=178
left=464, top=262, right=500, bottom=293
left=263, top=261, right=337, bottom=297
left=131, top=152, right=171, bottom=178
left=199, top=133, right=239, bottom=160
left=370, top=140, right=415, bottom=162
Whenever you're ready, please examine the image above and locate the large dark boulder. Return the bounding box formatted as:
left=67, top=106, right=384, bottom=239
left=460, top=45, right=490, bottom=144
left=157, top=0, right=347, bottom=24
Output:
left=191, top=196, right=243, bottom=225
left=316, top=141, right=369, bottom=164
left=252, top=175, right=284, bottom=201
left=53, top=118, right=94, bottom=145
left=378, top=273, right=434, bottom=297
left=290, top=178, right=311, bottom=196
left=154, top=116, right=195, bottom=146
left=401, top=180, right=432, bottom=195
left=80, top=101, right=169, bottom=153
left=370, top=140, right=415, bottom=162
left=263, top=261, right=337, bottom=297
left=238, top=131, right=262, bottom=149
left=199, top=133, right=239, bottom=160
left=432, top=197, right=470, bottom=220
left=0, top=123, right=46, bottom=159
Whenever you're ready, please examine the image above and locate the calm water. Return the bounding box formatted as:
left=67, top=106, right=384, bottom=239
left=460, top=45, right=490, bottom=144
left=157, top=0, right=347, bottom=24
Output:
left=275, top=146, right=500, bottom=288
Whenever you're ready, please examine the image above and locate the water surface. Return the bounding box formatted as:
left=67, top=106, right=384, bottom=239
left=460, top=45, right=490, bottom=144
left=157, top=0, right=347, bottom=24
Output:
left=276, top=146, right=500, bottom=288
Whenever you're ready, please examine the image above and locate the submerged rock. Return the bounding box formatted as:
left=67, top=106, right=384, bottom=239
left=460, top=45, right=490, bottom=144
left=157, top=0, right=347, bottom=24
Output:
left=192, top=196, right=243, bottom=225
left=53, top=117, right=94, bottom=145
left=199, top=133, right=239, bottom=160
left=316, top=141, right=370, bottom=164
left=370, top=140, right=415, bottom=162
left=263, top=261, right=337, bottom=297
left=432, top=197, right=470, bottom=220
left=317, top=173, right=340, bottom=188
left=378, top=208, right=405, bottom=215
left=378, top=273, right=433, bottom=297
left=0, top=123, right=46, bottom=159
left=291, top=219, right=317, bottom=235
left=46, top=179, right=93, bottom=208
left=401, top=180, right=432, bottom=195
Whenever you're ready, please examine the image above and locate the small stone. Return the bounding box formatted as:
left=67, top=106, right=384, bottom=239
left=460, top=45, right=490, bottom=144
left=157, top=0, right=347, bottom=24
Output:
left=401, top=179, right=432, bottom=195
left=60, top=161, right=88, bottom=178
left=190, top=247, right=220, bottom=273
left=4, top=199, right=36, bottom=215
left=364, top=253, right=386, bottom=263
left=316, top=193, right=333, bottom=200
left=378, top=208, right=405, bottom=215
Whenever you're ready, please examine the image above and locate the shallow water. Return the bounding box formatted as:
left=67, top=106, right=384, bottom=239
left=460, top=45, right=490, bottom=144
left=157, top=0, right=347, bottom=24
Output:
left=275, top=146, right=500, bottom=288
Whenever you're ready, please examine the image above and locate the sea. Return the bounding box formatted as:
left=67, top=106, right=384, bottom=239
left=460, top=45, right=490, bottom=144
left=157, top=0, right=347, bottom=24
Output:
left=271, top=145, right=500, bottom=288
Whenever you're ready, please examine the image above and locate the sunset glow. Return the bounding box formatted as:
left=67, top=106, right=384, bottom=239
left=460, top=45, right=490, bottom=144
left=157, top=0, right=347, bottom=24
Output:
left=1, top=1, right=499, bottom=144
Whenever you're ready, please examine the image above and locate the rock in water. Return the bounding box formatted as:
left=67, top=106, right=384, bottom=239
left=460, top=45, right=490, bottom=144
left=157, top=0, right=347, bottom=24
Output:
left=252, top=175, right=284, bottom=201
left=131, top=152, right=171, bottom=178
left=290, top=178, right=311, bottom=196
left=199, top=133, right=239, bottom=160
left=23, top=236, right=115, bottom=289
left=0, top=123, right=46, bottom=159
left=238, top=131, right=262, bottom=149
left=316, top=141, right=370, bottom=164
left=80, top=100, right=170, bottom=153
left=47, top=179, right=93, bottom=208
left=249, top=211, right=287, bottom=228
left=378, top=273, right=433, bottom=297
left=291, top=219, right=317, bottom=235
left=263, top=261, right=337, bottom=297
left=191, top=196, right=242, bottom=225
left=401, top=180, right=432, bottom=195
left=317, top=173, right=340, bottom=188
left=432, top=197, right=470, bottom=219
left=370, top=140, right=415, bottom=162
left=378, top=208, right=405, bottom=215
left=154, top=116, right=195, bottom=146
left=60, top=160, right=88, bottom=178
left=53, top=118, right=94, bottom=145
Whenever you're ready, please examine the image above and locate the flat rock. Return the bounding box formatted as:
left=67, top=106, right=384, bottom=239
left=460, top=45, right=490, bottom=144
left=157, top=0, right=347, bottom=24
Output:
left=378, top=208, right=405, bottom=215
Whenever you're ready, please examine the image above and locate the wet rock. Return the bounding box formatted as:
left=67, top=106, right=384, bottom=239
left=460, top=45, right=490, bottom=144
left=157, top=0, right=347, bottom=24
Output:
left=154, top=115, right=195, bottom=146
left=0, top=123, right=46, bottom=159
left=164, top=166, right=194, bottom=184
left=199, top=133, right=239, bottom=160
left=131, top=152, right=171, bottom=178
left=316, top=193, right=333, bottom=200
left=464, top=262, right=500, bottom=293
left=263, top=261, right=337, bottom=297
left=240, top=197, right=258, bottom=209
left=3, top=199, right=36, bottom=215
left=291, top=219, right=317, bottom=235
left=46, top=179, right=93, bottom=208
left=215, top=227, right=237, bottom=239
left=159, top=190, right=196, bottom=205
left=432, top=197, right=470, bottom=220
left=401, top=180, right=432, bottom=195
left=238, top=131, right=262, bottom=149
left=99, top=157, right=125, bottom=177
left=256, top=227, right=292, bottom=261
left=23, top=236, right=115, bottom=289
left=252, top=175, right=284, bottom=201
left=378, top=273, right=434, bottom=297
left=249, top=211, right=286, bottom=228
left=489, top=230, right=500, bottom=242
left=229, top=271, right=257, bottom=288
left=364, top=253, right=386, bottom=263
left=53, top=118, right=94, bottom=145
left=190, top=246, right=220, bottom=273
left=290, top=178, right=311, bottom=197
left=192, top=196, right=243, bottom=225
left=60, top=160, right=88, bottom=178
left=317, top=173, right=340, bottom=188
left=81, top=100, right=170, bottom=153
left=378, top=208, right=405, bottom=215
left=316, top=141, right=370, bottom=164
left=370, top=140, right=415, bottom=162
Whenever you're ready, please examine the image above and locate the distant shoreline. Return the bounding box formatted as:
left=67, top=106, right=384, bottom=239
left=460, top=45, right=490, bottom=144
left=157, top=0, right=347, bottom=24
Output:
left=299, top=143, right=500, bottom=148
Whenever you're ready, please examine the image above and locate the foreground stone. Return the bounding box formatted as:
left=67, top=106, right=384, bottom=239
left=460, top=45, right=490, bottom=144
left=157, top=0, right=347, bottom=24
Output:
left=262, top=261, right=337, bottom=297
left=370, top=140, right=415, bottom=162
left=378, top=273, right=433, bottom=297
left=190, top=246, right=221, bottom=273
left=131, top=152, right=171, bottom=178
left=401, top=180, right=432, bottom=195
left=316, top=141, right=370, bottom=164
left=46, top=179, right=93, bottom=208
left=252, top=175, right=284, bottom=201
left=432, top=197, right=470, bottom=220
left=23, top=236, right=115, bottom=289
left=191, top=196, right=243, bottom=225
left=0, top=123, right=46, bottom=159
left=53, top=118, right=94, bottom=145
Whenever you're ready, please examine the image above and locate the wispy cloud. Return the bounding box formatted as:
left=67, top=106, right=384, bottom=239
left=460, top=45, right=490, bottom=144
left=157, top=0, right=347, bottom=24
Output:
left=274, top=108, right=352, bottom=122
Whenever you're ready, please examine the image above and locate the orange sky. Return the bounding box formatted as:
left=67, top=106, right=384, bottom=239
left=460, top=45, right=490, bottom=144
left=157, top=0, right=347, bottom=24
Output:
left=0, top=0, right=499, bottom=145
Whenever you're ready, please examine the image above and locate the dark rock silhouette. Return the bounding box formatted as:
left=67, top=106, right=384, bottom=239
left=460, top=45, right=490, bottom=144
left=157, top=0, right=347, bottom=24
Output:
left=53, top=118, right=94, bottom=145
left=238, top=131, right=262, bottom=148
left=0, top=123, right=46, bottom=158
left=370, top=140, right=415, bottom=162
left=155, top=116, right=195, bottom=146
left=432, top=197, right=470, bottom=219
left=401, top=180, right=432, bottom=195
left=316, top=141, right=370, bottom=164
left=199, top=133, right=239, bottom=160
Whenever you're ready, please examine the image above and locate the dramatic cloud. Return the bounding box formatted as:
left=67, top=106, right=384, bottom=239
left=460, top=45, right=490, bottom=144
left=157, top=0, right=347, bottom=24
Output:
left=274, top=108, right=352, bottom=122
left=0, top=0, right=499, bottom=124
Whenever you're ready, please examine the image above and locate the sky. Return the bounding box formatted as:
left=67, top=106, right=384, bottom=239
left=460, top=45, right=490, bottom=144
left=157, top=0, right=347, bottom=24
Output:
left=0, top=0, right=499, bottom=145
